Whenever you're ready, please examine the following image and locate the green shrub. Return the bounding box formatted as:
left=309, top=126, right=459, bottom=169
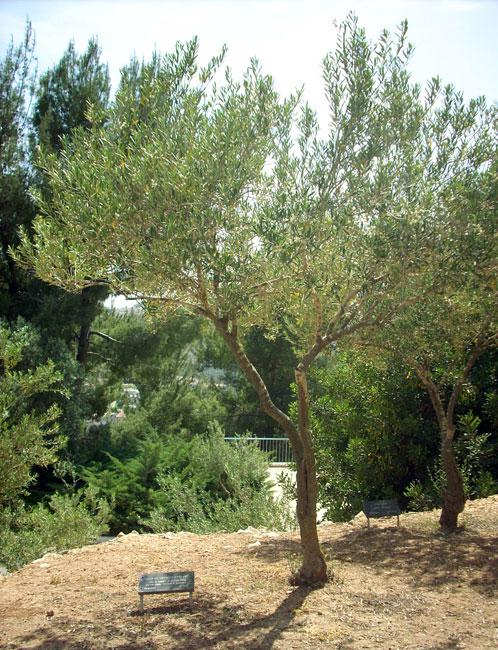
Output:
left=186, top=423, right=269, bottom=496
left=206, top=488, right=295, bottom=533
left=456, top=413, right=497, bottom=499
left=81, top=429, right=176, bottom=532
left=144, top=478, right=295, bottom=534
left=80, top=421, right=295, bottom=534
left=403, top=480, right=435, bottom=512
left=0, top=489, right=110, bottom=571
left=0, top=319, right=66, bottom=509
left=142, top=424, right=295, bottom=534
left=310, top=348, right=437, bottom=521
left=404, top=413, right=497, bottom=511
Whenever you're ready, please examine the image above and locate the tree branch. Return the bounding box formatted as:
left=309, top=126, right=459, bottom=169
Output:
left=87, top=351, right=112, bottom=363
left=446, top=318, right=494, bottom=425
left=210, top=315, right=303, bottom=455
left=89, top=330, right=121, bottom=344
left=128, top=294, right=211, bottom=318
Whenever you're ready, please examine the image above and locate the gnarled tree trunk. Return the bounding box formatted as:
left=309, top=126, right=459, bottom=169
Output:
left=439, top=429, right=465, bottom=531
left=423, top=376, right=466, bottom=531
left=293, top=366, right=327, bottom=584
left=214, top=317, right=328, bottom=585
left=417, top=339, right=488, bottom=532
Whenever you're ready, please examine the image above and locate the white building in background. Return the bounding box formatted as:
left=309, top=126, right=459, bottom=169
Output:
left=100, top=382, right=141, bottom=425
left=122, top=383, right=140, bottom=409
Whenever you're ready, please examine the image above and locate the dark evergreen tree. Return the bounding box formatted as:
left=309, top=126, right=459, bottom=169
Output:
left=31, top=38, right=111, bottom=364
left=0, top=23, right=36, bottom=320
left=0, top=31, right=113, bottom=502
left=32, top=37, right=110, bottom=154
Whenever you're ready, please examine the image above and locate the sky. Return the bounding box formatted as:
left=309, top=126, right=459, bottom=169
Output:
left=1, top=0, right=498, bottom=125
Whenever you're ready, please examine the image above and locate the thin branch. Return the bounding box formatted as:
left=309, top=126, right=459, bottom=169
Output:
left=196, top=264, right=210, bottom=312
left=127, top=294, right=211, bottom=318
left=87, top=351, right=112, bottom=363
left=89, top=330, right=121, bottom=344
left=297, top=336, right=328, bottom=373
left=446, top=317, right=495, bottom=424
left=324, top=286, right=359, bottom=337
left=312, top=288, right=324, bottom=341
left=249, top=275, right=295, bottom=293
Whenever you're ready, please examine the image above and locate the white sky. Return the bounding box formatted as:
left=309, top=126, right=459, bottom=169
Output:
left=1, top=0, right=497, bottom=124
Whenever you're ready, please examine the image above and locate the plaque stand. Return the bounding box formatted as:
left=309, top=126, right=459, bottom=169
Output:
left=138, top=589, right=193, bottom=612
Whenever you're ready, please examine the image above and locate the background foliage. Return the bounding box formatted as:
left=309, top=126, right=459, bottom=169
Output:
left=0, top=20, right=496, bottom=571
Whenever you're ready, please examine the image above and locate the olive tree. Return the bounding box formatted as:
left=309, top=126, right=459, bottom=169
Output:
left=15, top=17, right=494, bottom=583
left=366, top=162, right=497, bottom=530
left=251, top=16, right=494, bottom=570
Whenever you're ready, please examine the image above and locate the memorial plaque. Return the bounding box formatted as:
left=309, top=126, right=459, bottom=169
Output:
left=138, top=571, right=194, bottom=612
left=363, top=499, right=400, bottom=528
left=139, top=571, right=194, bottom=594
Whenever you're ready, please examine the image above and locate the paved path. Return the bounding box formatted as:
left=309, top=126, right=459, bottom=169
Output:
left=267, top=463, right=327, bottom=522
left=267, top=463, right=296, bottom=500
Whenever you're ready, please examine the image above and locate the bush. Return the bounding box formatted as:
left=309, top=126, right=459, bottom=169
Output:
left=310, top=348, right=436, bottom=521
left=81, top=465, right=155, bottom=533
left=0, top=319, right=66, bottom=509
left=81, top=427, right=192, bottom=532
left=404, top=413, right=497, bottom=511
left=80, top=421, right=296, bottom=534
left=142, top=424, right=296, bottom=533
left=403, top=480, right=434, bottom=512
left=206, top=488, right=295, bottom=533
left=0, top=489, right=110, bottom=571
left=456, top=413, right=497, bottom=499
left=144, top=477, right=295, bottom=534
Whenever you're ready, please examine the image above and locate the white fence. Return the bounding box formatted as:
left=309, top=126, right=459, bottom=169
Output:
left=224, top=437, right=293, bottom=464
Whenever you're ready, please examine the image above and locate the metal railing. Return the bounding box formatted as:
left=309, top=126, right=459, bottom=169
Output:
left=224, top=436, right=293, bottom=463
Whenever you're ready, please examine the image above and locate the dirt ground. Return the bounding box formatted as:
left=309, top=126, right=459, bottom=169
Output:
left=0, top=496, right=497, bottom=650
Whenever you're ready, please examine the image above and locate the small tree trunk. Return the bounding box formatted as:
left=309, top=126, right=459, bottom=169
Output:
left=439, top=430, right=465, bottom=531
left=213, top=318, right=328, bottom=585
left=76, top=287, right=98, bottom=364
left=292, top=451, right=328, bottom=584
left=76, top=322, right=91, bottom=365
left=76, top=285, right=108, bottom=365
left=293, top=366, right=327, bottom=585
left=421, top=379, right=466, bottom=532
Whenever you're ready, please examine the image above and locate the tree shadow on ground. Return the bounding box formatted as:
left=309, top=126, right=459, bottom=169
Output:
left=243, top=526, right=497, bottom=597
left=329, top=527, right=497, bottom=596
left=15, top=587, right=312, bottom=649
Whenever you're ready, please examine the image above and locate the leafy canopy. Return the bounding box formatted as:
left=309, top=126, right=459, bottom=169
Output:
left=18, top=37, right=283, bottom=328
left=260, top=16, right=496, bottom=354
left=16, top=17, right=496, bottom=361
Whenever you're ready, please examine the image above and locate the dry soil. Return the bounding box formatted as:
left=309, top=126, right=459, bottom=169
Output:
left=0, top=496, right=497, bottom=649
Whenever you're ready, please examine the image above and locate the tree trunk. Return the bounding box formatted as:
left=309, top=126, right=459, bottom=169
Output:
left=293, top=366, right=327, bottom=585
left=213, top=318, right=328, bottom=585
left=76, top=285, right=108, bottom=364
left=439, top=430, right=465, bottom=531
left=420, top=377, right=466, bottom=532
